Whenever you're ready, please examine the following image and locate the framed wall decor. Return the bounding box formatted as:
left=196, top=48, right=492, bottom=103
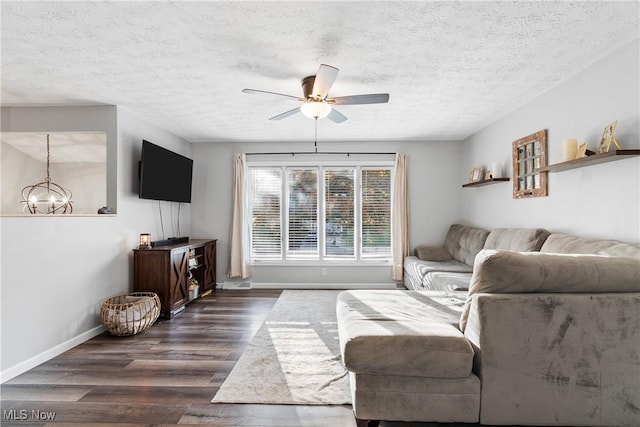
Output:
left=470, top=167, right=484, bottom=182
left=512, top=129, right=548, bottom=199
left=576, top=142, right=588, bottom=159
left=598, top=121, right=621, bottom=154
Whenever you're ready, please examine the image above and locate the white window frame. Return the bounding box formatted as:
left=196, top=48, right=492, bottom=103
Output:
left=285, top=166, right=319, bottom=260
left=248, top=159, right=394, bottom=266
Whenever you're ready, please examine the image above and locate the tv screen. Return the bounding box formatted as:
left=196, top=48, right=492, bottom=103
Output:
left=139, top=140, right=193, bottom=203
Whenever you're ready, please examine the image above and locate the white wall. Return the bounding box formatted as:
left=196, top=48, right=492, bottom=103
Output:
left=190, top=139, right=464, bottom=285
left=462, top=39, right=640, bottom=243
left=0, top=141, right=43, bottom=212
left=0, top=106, right=191, bottom=381
left=117, top=108, right=193, bottom=243
left=54, top=161, right=107, bottom=213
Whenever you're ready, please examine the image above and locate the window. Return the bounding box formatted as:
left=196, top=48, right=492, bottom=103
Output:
left=361, top=168, right=392, bottom=258
left=250, top=168, right=282, bottom=260
left=287, top=168, right=318, bottom=258
left=249, top=162, right=393, bottom=263
left=324, top=168, right=355, bottom=258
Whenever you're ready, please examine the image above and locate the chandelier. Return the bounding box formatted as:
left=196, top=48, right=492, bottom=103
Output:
left=21, top=133, right=73, bottom=214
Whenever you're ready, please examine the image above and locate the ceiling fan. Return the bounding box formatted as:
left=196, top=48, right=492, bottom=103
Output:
left=242, top=64, right=389, bottom=123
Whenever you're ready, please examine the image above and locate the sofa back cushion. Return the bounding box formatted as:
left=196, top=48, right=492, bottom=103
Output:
left=444, top=224, right=490, bottom=266
left=484, top=228, right=550, bottom=252
left=459, top=249, right=640, bottom=331
left=541, top=233, right=640, bottom=258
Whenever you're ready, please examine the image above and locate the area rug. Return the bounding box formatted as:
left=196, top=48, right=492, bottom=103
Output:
left=211, top=290, right=351, bottom=405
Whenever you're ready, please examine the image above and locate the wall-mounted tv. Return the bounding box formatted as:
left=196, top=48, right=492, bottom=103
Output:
left=138, top=140, right=193, bottom=203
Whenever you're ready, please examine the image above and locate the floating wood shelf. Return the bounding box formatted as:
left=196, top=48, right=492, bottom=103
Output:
left=536, top=149, right=640, bottom=173
left=462, top=178, right=510, bottom=188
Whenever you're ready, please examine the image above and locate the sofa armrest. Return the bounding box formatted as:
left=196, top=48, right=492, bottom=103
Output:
left=464, top=292, right=640, bottom=426
left=414, top=245, right=451, bottom=261
left=469, top=250, right=640, bottom=294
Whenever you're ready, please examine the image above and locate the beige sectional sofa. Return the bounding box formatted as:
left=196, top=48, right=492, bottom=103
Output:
left=337, top=226, right=640, bottom=427
left=404, top=224, right=550, bottom=291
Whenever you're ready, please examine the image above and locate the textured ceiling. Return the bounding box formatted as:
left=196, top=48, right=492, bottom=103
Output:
left=1, top=1, right=639, bottom=144
left=2, top=132, right=106, bottom=163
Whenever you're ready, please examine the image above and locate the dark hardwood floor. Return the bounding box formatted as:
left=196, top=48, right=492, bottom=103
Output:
left=1, top=289, right=482, bottom=427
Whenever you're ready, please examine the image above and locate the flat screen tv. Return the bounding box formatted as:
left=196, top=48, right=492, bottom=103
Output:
left=139, top=140, right=193, bottom=203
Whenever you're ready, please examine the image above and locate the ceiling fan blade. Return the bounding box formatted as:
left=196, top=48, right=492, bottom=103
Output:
left=327, top=108, right=347, bottom=124
left=330, top=93, right=390, bottom=105
left=312, top=64, right=339, bottom=99
left=242, top=88, right=302, bottom=101
left=269, top=107, right=301, bottom=121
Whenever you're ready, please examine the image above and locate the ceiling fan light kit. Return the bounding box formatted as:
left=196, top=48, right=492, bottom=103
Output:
left=243, top=64, right=389, bottom=123
left=300, top=101, right=332, bottom=119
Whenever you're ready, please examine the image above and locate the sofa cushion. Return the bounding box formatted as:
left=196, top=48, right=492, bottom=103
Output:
left=350, top=371, right=480, bottom=423
left=443, top=224, right=490, bottom=266
left=408, top=258, right=474, bottom=275
left=541, top=233, right=640, bottom=258
left=337, top=290, right=472, bottom=378
left=484, top=227, right=550, bottom=252
left=403, top=256, right=473, bottom=291
left=423, top=271, right=473, bottom=292
left=415, top=245, right=450, bottom=261
left=403, top=256, right=426, bottom=291
left=459, top=249, right=640, bottom=330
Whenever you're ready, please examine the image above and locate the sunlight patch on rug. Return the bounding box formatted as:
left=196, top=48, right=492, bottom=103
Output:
left=211, top=290, right=351, bottom=405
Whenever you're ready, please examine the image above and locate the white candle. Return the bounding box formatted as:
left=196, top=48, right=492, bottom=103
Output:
left=562, top=138, right=578, bottom=161
left=491, top=162, right=501, bottom=178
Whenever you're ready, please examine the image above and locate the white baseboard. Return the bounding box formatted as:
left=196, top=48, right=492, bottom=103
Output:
left=251, top=282, right=397, bottom=290
left=1, top=324, right=106, bottom=384
left=220, top=281, right=252, bottom=290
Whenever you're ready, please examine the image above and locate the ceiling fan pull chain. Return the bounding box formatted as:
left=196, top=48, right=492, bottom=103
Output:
left=314, top=118, right=318, bottom=153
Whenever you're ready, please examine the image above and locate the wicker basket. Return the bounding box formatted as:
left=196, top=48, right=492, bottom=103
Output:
left=100, top=292, right=160, bottom=336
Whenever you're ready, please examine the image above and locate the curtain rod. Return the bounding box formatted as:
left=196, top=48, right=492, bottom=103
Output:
left=245, top=151, right=396, bottom=156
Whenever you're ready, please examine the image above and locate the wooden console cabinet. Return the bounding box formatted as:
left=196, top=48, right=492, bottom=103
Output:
left=133, top=239, right=217, bottom=318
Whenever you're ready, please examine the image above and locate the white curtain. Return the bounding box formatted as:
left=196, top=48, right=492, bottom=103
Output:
left=391, top=153, right=408, bottom=281
left=228, top=153, right=251, bottom=279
